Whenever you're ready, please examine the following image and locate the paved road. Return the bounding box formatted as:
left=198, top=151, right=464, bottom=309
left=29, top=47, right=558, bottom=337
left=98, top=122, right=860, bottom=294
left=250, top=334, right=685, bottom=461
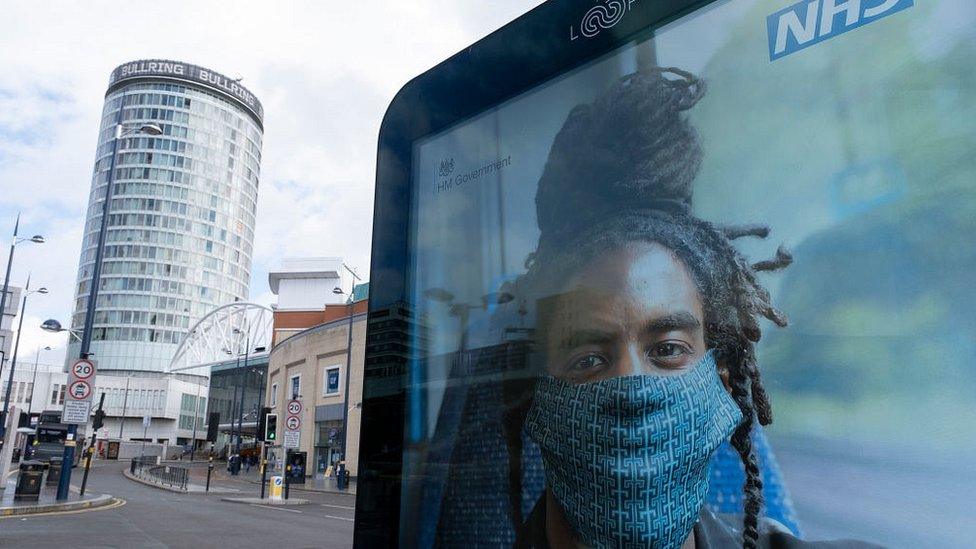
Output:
left=6, top=438, right=966, bottom=548
left=0, top=460, right=354, bottom=548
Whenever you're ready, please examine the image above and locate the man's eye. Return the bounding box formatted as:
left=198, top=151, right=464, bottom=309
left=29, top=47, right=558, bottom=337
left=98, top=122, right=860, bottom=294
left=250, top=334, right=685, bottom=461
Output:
left=648, top=342, right=692, bottom=360
left=568, top=353, right=609, bottom=372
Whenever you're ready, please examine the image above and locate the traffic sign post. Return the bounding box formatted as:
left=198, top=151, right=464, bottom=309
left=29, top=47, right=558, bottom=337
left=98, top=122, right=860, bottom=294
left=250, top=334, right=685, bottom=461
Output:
left=283, top=399, right=302, bottom=449
left=286, top=400, right=302, bottom=416
left=63, top=359, right=97, bottom=424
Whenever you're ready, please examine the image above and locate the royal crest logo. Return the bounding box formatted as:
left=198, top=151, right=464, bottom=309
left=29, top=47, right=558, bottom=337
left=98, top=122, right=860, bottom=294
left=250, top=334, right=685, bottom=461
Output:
left=571, top=0, right=638, bottom=41
left=439, top=158, right=455, bottom=177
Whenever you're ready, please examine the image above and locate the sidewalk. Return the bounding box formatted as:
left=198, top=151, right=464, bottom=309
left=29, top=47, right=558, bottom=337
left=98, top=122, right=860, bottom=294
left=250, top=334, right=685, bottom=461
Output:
left=1, top=470, right=116, bottom=517
left=182, top=461, right=358, bottom=496
left=122, top=467, right=241, bottom=495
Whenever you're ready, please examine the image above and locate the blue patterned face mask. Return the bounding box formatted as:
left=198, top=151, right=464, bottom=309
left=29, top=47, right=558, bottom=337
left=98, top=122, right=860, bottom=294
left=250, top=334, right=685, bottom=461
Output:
left=525, top=352, right=743, bottom=548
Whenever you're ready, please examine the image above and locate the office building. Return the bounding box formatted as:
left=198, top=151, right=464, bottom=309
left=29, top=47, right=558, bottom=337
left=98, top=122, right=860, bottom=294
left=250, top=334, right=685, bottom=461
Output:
left=266, top=259, right=368, bottom=478
left=65, top=60, right=264, bottom=445
left=0, top=285, right=21, bottom=371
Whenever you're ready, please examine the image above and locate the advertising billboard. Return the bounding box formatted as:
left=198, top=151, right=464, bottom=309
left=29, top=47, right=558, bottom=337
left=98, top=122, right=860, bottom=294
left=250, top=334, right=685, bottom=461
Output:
left=359, top=1, right=976, bottom=547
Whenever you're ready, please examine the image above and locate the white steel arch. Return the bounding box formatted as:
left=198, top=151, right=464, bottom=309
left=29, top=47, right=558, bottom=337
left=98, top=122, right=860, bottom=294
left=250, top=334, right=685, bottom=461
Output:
left=169, top=302, right=273, bottom=374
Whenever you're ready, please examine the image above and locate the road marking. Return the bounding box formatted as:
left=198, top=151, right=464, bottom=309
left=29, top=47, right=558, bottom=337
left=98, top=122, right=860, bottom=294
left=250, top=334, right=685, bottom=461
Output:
left=0, top=497, right=127, bottom=519
left=324, top=514, right=355, bottom=522
left=250, top=503, right=303, bottom=514
left=320, top=503, right=355, bottom=510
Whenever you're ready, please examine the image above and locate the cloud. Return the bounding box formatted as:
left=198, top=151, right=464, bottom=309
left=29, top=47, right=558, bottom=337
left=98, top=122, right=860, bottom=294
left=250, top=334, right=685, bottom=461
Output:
left=0, top=0, right=543, bottom=368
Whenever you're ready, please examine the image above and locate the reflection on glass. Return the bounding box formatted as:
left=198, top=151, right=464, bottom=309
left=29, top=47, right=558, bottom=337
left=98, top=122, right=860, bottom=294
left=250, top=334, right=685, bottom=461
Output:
left=386, top=1, right=976, bottom=548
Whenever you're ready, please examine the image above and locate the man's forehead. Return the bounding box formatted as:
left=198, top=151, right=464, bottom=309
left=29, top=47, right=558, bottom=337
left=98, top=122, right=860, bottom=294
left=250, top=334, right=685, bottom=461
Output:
left=541, top=287, right=703, bottom=328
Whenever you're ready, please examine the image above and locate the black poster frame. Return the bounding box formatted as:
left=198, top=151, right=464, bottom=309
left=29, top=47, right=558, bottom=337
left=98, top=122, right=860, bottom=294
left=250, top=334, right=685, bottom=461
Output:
left=358, top=1, right=720, bottom=546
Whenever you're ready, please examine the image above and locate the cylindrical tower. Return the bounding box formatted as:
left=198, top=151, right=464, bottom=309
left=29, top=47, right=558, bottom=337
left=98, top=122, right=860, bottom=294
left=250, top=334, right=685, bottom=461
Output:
left=68, top=60, right=264, bottom=374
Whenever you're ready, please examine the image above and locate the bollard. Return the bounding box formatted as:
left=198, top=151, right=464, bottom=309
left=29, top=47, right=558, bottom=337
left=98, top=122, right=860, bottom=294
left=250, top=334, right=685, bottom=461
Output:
left=206, top=456, right=214, bottom=492
left=79, top=447, right=94, bottom=497
left=259, top=445, right=268, bottom=500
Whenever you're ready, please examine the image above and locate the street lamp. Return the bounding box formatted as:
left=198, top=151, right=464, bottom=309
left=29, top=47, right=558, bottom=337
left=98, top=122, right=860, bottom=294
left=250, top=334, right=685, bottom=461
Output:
left=0, top=276, right=48, bottom=439
left=0, top=214, right=44, bottom=431
left=55, top=96, right=164, bottom=501
left=331, top=264, right=362, bottom=481
left=40, top=319, right=82, bottom=342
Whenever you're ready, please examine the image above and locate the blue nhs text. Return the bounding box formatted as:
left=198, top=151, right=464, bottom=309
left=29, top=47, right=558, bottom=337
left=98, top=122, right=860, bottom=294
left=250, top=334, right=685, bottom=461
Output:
left=767, top=0, right=914, bottom=61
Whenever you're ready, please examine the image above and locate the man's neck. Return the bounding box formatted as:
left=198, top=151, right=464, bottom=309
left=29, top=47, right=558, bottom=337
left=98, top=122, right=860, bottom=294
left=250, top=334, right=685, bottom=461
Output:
left=544, top=489, right=696, bottom=549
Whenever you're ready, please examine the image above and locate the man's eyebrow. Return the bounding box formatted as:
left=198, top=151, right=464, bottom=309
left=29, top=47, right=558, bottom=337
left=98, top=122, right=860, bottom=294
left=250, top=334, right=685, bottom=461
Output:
left=643, top=311, right=701, bottom=333
left=557, top=329, right=614, bottom=351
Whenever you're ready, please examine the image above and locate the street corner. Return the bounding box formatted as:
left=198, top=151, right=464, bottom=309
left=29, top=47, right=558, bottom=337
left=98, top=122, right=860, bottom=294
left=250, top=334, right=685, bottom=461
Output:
left=0, top=492, right=119, bottom=518
left=220, top=496, right=310, bottom=506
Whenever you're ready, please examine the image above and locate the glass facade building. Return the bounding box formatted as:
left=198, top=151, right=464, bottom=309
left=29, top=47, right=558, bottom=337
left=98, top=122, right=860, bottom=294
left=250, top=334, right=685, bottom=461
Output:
left=68, top=60, right=264, bottom=373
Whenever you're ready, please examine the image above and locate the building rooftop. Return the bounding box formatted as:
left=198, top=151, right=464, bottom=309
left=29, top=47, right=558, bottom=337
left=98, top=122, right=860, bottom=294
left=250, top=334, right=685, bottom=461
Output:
left=268, top=258, right=343, bottom=294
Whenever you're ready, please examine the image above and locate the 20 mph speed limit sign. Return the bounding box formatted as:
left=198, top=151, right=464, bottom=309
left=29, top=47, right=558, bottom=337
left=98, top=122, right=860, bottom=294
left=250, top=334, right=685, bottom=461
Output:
left=64, top=358, right=98, bottom=424
left=72, top=359, right=95, bottom=379
left=287, top=400, right=303, bottom=416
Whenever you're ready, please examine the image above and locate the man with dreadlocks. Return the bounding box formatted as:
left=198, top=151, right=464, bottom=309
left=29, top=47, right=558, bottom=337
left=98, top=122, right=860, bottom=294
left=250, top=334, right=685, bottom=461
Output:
left=510, top=69, right=877, bottom=549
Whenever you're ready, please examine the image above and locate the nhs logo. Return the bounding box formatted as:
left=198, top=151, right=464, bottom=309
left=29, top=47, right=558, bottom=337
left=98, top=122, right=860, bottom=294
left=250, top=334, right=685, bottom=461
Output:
left=767, top=0, right=914, bottom=61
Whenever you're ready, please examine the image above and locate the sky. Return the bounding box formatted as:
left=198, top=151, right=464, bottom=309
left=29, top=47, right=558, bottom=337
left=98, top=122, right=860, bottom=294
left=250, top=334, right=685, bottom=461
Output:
left=0, top=0, right=544, bottom=371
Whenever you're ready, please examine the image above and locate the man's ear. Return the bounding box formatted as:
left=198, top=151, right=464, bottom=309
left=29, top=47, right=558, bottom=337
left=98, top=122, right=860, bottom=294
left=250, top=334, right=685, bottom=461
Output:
left=717, top=360, right=731, bottom=392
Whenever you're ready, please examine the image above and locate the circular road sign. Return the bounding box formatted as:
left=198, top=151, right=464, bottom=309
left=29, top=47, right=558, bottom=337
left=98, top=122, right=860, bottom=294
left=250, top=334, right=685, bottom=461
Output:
left=287, top=400, right=303, bottom=416
left=72, top=360, right=95, bottom=379
left=285, top=415, right=301, bottom=430
left=69, top=380, right=92, bottom=400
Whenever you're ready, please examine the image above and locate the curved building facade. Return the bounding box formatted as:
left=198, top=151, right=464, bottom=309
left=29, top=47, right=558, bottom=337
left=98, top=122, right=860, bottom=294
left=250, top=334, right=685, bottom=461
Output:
left=68, top=60, right=264, bottom=374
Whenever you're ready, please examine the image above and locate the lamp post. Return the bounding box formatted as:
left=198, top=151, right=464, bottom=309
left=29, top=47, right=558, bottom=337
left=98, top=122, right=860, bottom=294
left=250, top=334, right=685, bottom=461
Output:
left=0, top=215, right=44, bottom=439
left=237, top=349, right=249, bottom=455
left=26, top=346, right=51, bottom=417
left=223, top=347, right=241, bottom=458
left=0, top=276, right=47, bottom=438
left=331, top=264, right=361, bottom=478
left=190, top=376, right=205, bottom=461
left=229, top=325, right=249, bottom=456
left=58, top=91, right=163, bottom=501
left=118, top=377, right=130, bottom=439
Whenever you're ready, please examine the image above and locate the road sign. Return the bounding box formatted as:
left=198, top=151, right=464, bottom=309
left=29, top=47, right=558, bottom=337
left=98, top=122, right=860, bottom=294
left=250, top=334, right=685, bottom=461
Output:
left=68, top=380, right=92, bottom=400
left=64, top=358, right=97, bottom=424
left=71, top=359, right=95, bottom=380
left=283, top=430, right=300, bottom=449
left=286, top=400, right=302, bottom=416
left=285, top=415, right=301, bottom=430
left=269, top=476, right=283, bottom=500
left=62, top=401, right=89, bottom=424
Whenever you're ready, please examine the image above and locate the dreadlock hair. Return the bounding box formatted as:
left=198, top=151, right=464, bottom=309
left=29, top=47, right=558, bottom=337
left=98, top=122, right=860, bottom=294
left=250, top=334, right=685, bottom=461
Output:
left=503, top=68, right=791, bottom=549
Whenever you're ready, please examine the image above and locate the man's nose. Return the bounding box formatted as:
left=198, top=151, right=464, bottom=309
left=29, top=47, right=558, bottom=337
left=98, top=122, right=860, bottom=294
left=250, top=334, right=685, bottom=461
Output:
left=613, top=341, right=645, bottom=377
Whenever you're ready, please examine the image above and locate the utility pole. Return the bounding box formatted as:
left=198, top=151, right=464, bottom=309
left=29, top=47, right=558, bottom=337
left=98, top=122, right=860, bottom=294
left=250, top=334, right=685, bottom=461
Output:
left=58, top=91, right=159, bottom=500
left=235, top=327, right=251, bottom=455
left=338, top=264, right=361, bottom=487
left=190, top=377, right=204, bottom=461
left=2, top=274, right=30, bottom=423
left=0, top=215, right=44, bottom=438
left=118, top=377, right=130, bottom=439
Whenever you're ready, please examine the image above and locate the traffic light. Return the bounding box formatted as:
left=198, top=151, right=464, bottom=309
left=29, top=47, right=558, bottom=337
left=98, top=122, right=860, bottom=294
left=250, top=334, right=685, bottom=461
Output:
left=256, top=407, right=271, bottom=441
left=92, top=409, right=106, bottom=431
left=265, top=413, right=278, bottom=442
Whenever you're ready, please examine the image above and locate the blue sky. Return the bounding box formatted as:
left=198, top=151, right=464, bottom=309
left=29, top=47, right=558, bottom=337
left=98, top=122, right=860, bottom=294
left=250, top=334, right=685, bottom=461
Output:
left=0, top=0, right=543, bottom=370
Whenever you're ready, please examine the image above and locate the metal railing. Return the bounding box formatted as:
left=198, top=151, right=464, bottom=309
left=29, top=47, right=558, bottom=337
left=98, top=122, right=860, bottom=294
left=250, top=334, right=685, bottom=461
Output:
left=130, top=457, right=188, bottom=492
left=130, top=456, right=157, bottom=474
